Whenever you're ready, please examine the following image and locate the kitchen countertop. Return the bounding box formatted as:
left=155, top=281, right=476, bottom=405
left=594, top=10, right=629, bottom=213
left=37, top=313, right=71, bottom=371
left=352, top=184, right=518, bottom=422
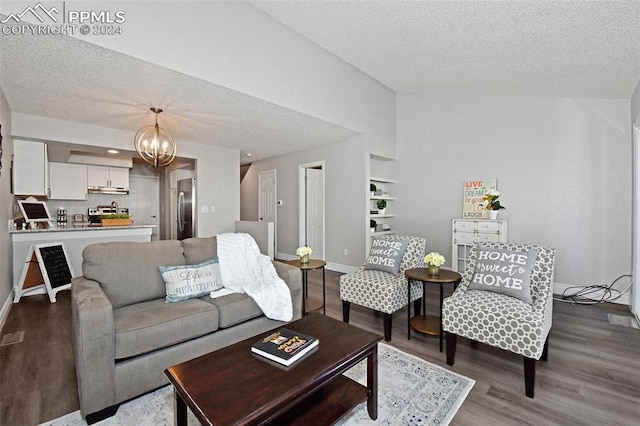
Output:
left=9, top=224, right=156, bottom=234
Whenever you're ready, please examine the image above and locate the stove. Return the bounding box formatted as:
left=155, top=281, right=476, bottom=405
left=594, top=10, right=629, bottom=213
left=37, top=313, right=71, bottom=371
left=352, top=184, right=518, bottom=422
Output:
left=88, top=206, right=118, bottom=225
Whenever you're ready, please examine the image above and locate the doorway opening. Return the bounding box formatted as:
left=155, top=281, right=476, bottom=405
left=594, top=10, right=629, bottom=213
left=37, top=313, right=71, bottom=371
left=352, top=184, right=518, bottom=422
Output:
left=299, top=162, right=325, bottom=260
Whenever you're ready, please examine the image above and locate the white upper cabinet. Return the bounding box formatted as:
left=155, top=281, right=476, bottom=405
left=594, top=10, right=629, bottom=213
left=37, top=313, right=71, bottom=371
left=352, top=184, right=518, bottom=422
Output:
left=13, top=140, right=49, bottom=196
left=49, top=162, right=88, bottom=200
left=107, top=167, right=129, bottom=188
left=87, top=165, right=129, bottom=189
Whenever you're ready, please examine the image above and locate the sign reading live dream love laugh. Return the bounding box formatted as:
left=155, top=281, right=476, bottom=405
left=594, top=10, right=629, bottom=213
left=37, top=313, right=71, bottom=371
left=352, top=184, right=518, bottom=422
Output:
left=462, top=179, right=497, bottom=219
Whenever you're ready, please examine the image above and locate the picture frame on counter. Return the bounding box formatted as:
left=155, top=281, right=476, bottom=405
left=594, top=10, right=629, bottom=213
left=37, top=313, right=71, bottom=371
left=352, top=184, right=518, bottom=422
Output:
left=18, top=198, right=54, bottom=228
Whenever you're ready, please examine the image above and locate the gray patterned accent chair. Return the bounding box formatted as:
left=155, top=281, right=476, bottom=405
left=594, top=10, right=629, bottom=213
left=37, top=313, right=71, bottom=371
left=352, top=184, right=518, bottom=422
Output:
left=340, top=235, right=427, bottom=341
left=442, top=242, right=556, bottom=398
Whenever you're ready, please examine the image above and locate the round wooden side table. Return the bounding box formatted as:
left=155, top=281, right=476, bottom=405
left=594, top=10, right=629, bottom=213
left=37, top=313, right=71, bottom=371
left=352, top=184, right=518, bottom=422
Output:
left=282, top=259, right=327, bottom=316
left=405, top=268, right=461, bottom=352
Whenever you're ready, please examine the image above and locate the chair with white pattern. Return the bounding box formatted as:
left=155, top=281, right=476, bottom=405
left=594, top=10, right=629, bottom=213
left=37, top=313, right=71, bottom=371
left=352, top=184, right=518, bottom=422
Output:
left=442, top=242, right=556, bottom=398
left=339, top=234, right=426, bottom=341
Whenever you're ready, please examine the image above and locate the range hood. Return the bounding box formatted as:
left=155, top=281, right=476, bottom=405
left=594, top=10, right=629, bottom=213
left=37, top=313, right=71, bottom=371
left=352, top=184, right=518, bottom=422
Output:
left=88, top=186, right=129, bottom=195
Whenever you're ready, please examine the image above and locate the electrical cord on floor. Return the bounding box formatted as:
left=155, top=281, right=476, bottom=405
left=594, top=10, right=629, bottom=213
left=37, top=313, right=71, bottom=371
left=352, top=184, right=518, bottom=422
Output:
left=553, top=274, right=632, bottom=305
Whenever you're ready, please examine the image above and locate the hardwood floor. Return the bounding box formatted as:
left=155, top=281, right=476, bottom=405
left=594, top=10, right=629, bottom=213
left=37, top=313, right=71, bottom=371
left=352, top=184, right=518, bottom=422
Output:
left=2, top=268, right=639, bottom=425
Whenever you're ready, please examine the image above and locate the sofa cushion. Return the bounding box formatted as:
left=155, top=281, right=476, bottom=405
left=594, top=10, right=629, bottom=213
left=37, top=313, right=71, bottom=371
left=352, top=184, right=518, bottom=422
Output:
left=82, top=240, right=185, bottom=309
left=113, top=298, right=219, bottom=359
left=182, top=237, right=217, bottom=265
left=160, top=257, right=224, bottom=302
left=201, top=293, right=263, bottom=328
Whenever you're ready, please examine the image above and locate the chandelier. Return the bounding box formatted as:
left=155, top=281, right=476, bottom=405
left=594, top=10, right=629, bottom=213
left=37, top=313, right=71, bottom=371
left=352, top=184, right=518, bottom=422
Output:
left=134, top=107, right=176, bottom=167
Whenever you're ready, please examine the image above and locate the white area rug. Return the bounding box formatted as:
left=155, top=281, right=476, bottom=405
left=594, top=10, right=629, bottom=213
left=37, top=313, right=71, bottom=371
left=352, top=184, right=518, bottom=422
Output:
left=42, top=343, right=474, bottom=426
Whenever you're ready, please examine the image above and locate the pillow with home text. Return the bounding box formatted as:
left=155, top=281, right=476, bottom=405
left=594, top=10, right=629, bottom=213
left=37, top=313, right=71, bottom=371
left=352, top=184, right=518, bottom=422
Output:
left=364, top=238, right=409, bottom=276
left=467, top=246, right=538, bottom=304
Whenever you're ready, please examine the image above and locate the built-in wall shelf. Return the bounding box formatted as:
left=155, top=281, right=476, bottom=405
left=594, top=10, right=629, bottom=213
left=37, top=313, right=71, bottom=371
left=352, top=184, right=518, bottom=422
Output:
left=369, top=172, right=396, bottom=240
left=370, top=231, right=394, bottom=236
left=370, top=176, right=397, bottom=184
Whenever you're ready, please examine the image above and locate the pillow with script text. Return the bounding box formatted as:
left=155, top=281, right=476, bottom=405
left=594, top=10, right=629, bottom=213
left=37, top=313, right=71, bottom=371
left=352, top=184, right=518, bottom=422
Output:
left=468, top=246, right=538, bottom=304
left=160, top=257, right=223, bottom=302
left=364, top=238, right=409, bottom=276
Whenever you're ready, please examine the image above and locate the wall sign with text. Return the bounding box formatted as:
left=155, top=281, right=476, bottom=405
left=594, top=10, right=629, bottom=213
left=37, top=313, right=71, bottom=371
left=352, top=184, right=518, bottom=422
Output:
left=462, top=179, right=497, bottom=219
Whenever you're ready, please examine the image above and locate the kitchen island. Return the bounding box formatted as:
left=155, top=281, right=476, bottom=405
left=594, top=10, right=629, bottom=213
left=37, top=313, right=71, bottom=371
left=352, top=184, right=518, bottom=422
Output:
left=11, top=225, right=154, bottom=302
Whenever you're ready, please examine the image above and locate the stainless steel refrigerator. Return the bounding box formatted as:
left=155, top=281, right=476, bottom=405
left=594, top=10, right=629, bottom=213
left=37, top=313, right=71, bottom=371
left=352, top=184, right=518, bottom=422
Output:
left=177, top=178, right=196, bottom=240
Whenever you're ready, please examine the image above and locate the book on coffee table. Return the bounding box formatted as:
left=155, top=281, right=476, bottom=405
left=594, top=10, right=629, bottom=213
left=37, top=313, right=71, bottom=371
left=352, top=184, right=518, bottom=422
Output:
left=251, top=328, right=319, bottom=366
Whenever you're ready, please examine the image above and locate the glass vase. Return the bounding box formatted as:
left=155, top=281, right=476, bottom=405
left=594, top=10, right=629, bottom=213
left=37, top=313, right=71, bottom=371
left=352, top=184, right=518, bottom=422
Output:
left=300, top=254, right=309, bottom=264
left=427, top=264, right=440, bottom=276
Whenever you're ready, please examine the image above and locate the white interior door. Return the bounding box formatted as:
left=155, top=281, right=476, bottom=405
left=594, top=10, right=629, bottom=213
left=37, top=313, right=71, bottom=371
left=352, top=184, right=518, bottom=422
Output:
left=258, top=170, right=277, bottom=253
left=299, top=162, right=325, bottom=260
left=129, top=175, right=159, bottom=240
left=306, top=168, right=324, bottom=259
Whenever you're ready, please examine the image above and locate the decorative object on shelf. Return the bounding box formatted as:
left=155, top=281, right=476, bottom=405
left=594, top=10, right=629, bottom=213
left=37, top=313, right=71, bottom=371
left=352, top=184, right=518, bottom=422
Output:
left=370, top=219, right=377, bottom=233
left=424, top=251, right=446, bottom=276
left=377, top=199, right=387, bottom=214
left=296, top=245, right=312, bottom=264
left=370, top=183, right=377, bottom=196
left=462, top=179, right=497, bottom=219
left=482, top=190, right=505, bottom=220
left=134, top=107, right=177, bottom=167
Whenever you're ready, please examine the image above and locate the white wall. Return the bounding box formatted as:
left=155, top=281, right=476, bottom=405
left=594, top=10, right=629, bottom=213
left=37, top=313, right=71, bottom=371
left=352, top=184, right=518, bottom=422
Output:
left=632, top=79, right=640, bottom=124
left=394, top=94, right=631, bottom=289
left=241, top=137, right=367, bottom=269
left=64, top=0, right=396, bottom=159
left=11, top=113, right=239, bottom=237
left=630, top=79, right=640, bottom=317
left=0, top=86, right=14, bottom=323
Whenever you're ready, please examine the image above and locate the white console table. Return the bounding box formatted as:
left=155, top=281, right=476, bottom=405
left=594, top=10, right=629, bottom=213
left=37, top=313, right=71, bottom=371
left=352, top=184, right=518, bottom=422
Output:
left=451, top=219, right=508, bottom=273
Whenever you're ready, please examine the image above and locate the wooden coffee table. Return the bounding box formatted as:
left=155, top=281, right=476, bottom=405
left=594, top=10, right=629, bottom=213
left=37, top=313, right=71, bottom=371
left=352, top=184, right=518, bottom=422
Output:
left=165, top=313, right=382, bottom=425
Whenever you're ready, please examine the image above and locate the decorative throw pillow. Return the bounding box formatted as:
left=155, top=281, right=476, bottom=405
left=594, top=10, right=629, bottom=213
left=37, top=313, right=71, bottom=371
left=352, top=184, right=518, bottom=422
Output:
left=364, top=238, right=409, bottom=276
left=468, top=246, right=538, bottom=304
left=160, top=257, right=224, bottom=303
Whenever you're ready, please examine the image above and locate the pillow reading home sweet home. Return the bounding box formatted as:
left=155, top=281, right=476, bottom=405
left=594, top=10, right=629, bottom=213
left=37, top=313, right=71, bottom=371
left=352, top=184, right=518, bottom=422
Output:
left=364, top=238, right=409, bottom=276
left=160, top=257, right=224, bottom=303
left=468, top=246, right=539, bottom=304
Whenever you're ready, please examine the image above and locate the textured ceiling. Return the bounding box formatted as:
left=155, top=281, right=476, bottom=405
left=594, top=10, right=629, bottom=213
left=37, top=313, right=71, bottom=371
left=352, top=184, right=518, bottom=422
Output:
left=252, top=0, right=640, bottom=98
left=2, top=1, right=639, bottom=167
left=0, top=28, right=359, bottom=164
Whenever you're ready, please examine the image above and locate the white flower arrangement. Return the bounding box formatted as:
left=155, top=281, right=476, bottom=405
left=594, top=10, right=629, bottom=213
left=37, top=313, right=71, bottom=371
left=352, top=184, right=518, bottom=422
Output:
left=296, top=246, right=312, bottom=257
left=424, top=252, right=445, bottom=267
left=482, top=190, right=506, bottom=211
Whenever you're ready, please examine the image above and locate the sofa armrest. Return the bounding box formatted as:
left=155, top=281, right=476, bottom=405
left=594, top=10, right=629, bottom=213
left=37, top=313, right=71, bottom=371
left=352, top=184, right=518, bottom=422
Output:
left=71, top=276, right=116, bottom=417
left=273, top=261, right=303, bottom=320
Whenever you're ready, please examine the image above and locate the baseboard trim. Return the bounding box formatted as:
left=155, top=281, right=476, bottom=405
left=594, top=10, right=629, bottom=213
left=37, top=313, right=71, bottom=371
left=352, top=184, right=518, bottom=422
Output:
left=275, top=253, right=358, bottom=275
left=0, top=290, right=15, bottom=330
left=325, top=262, right=359, bottom=274
left=553, top=282, right=629, bottom=306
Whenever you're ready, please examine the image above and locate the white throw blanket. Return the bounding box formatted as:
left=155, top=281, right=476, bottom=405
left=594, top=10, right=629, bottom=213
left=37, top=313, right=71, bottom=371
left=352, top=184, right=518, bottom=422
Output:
left=213, top=232, right=293, bottom=322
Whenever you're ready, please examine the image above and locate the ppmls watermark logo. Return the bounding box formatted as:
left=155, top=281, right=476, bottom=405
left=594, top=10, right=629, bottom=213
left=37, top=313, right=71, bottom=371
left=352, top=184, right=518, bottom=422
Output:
left=1, top=2, right=126, bottom=36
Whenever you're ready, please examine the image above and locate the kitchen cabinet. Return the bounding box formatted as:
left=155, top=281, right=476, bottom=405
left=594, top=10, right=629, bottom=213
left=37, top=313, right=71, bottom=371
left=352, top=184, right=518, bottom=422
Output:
left=13, top=139, right=49, bottom=196
left=49, top=162, right=88, bottom=200
left=87, top=165, right=129, bottom=189
left=451, top=219, right=508, bottom=272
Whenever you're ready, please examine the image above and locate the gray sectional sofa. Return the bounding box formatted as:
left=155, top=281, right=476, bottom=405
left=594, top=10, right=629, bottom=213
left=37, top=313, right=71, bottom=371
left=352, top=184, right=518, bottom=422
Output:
left=71, top=236, right=302, bottom=423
